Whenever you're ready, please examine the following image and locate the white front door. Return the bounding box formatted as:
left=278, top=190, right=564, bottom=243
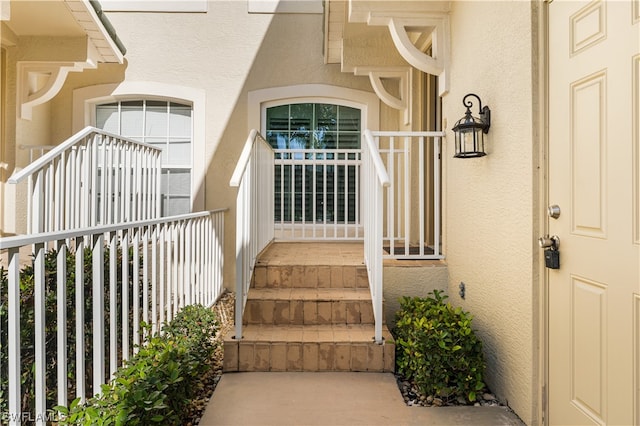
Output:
left=547, top=0, right=639, bottom=424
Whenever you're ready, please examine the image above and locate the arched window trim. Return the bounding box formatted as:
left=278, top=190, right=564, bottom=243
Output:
left=73, top=82, right=205, bottom=212
left=248, top=84, right=380, bottom=135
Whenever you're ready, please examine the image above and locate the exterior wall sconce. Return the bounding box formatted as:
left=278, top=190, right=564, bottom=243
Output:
left=452, top=93, right=491, bottom=158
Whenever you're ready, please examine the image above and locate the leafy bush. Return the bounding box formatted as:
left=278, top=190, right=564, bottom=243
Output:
left=0, top=247, right=134, bottom=417
left=56, top=305, right=219, bottom=425
left=394, top=290, right=486, bottom=403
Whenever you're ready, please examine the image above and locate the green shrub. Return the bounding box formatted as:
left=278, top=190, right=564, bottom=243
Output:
left=56, top=305, right=219, bottom=425
left=394, top=290, right=486, bottom=403
left=0, top=246, right=134, bottom=417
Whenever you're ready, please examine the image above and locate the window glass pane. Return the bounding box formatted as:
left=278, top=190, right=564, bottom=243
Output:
left=146, top=137, right=168, bottom=163
left=165, top=169, right=191, bottom=196
left=169, top=103, right=192, bottom=137
left=315, top=104, right=337, bottom=131
left=267, top=131, right=288, bottom=150
left=290, top=103, right=312, bottom=131
left=338, top=105, right=360, bottom=132
left=337, top=133, right=360, bottom=149
left=289, top=131, right=310, bottom=149
left=163, top=196, right=190, bottom=217
left=120, top=101, right=144, bottom=136
left=167, top=139, right=191, bottom=166
left=266, top=105, right=289, bottom=131
left=145, top=101, right=167, bottom=137
left=96, top=104, right=119, bottom=133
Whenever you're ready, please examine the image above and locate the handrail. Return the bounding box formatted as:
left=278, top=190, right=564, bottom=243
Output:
left=231, top=130, right=275, bottom=341
left=9, top=127, right=159, bottom=184
left=363, top=129, right=391, bottom=188
left=229, top=129, right=259, bottom=187
left=0, top=210, right=226, bottom=250
left=7, top=126, right=162, bottom=233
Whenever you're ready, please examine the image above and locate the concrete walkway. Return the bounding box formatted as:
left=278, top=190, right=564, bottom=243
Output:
left=199, top=372, right=525, bottom=425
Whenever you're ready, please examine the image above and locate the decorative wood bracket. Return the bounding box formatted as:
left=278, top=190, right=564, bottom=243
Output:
left=367, top=13, right=450, bottom=96
left=18, top=59, right=97, bottom=120
left=354, top=67, right=412, bottom=125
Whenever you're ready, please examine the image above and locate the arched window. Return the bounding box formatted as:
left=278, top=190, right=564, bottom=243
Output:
left=96, top=100, right=192, bottom=216
left=266, top=102, right=361, bottom=224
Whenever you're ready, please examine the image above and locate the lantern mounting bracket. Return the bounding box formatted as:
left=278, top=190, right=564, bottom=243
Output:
left=462, top=93, right=491, bottom=133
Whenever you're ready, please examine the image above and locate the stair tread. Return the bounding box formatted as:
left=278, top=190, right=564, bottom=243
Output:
left=226, top=324, right=394, bottom=344
left=247, top=287, right=371, bottom=301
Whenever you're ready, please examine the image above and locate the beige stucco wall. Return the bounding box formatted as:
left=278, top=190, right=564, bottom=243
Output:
left=52, top=2, right=378, bottom=291
left=382, top=260, right=448, bottom=327
left=442, top=2, right=540, bottom=424
left=1, top=34, right=73, bottom=235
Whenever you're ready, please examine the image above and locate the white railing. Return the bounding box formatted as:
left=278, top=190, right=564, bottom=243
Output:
left=9, top=127, right=162, bottom=234
left=0, top=210, right=225, bottom=425
left=230, top=130, right=274, bottom=340
left=362, top=129, right=445, bottom=343
left=372, top=130, right=445, bottom=260
left=362, top=130, right=390, bottom=344
left=274, top=149, right=362, bottom=240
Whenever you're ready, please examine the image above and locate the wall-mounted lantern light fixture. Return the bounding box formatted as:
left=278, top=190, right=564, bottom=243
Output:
left=452, top=93, right=491, bottom=158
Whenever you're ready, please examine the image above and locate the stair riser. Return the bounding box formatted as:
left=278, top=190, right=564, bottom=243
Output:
left=252, top=265, right=369, bottom=289
left=243, top=299, right=376, bottom=325
left=223, top=341, right=395, bottom=373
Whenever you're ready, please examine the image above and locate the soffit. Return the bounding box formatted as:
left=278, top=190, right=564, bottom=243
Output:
left=4, top=0, right=123, bottom=63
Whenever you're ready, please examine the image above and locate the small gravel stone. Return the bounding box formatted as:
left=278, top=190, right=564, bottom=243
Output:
left=426, top=395, right=434, bottom=404
left=433, top=398, right=443, bottom=407
left=483, top=393, right=495, bottom=401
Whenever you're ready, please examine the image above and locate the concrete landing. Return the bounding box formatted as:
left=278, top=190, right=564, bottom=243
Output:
left=199, top=372, right=524, bottom=425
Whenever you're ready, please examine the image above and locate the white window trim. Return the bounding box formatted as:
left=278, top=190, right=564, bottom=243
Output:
left=248, top=84, right=379, bottom=135
left=73, top=82, right=205, bottom=212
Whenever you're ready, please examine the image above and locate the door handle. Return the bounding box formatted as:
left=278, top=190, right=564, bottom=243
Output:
left=539, top=235, right=560, bottom=250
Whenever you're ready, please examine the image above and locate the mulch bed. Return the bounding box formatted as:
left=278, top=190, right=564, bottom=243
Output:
left=183, top=290, right=235, bottom=426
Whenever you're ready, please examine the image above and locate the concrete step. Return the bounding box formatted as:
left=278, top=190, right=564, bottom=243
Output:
left=252, top=264, right=369, bottom=289
left=223, top=324, right=395, bottom=373
left=243, top=288, right=375, bottom=325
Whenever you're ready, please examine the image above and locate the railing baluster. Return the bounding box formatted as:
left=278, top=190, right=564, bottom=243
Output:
left=404, top=136, right=410, bottom=255
left=419, top=136, right=425, bottom=256
left=133, top=228, right=141, bottom=352
left=185, top=220, right=192, bottom=306
left=122, top=229, right=130, bottom=362
left=75, top=237, right=86, bottom=402
left=152, top=225, right=159, bottom=333
left=159, top=224, right=166, bottom=327
left=434, top=137, right=441, bottom=257
left=142, top=226, right=150, bottom=340
left=33, top=243, right=46, bottom=424
left=92, top=234, right=105, bottom=395
left=7, top=248, right=20, bottom=426
left=109, top=233, right=118, bottom=378
left=56, top=241, right=68, bottom=407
